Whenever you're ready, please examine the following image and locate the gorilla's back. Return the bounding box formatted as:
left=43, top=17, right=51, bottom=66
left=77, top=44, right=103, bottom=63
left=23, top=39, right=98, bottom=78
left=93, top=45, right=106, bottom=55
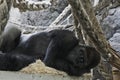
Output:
left=11, top=32, right=50, bottom=60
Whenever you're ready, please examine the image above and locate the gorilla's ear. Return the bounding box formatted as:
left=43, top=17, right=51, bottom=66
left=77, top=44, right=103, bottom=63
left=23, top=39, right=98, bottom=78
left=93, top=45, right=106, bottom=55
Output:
left=85, top=46, right=101, bottom=69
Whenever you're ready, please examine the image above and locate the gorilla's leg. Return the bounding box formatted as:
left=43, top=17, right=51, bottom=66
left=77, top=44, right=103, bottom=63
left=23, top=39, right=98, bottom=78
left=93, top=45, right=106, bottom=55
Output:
left=0, top=25, right=21, bottom=52
left=0, top=53, right=35, bottom=71
left=43, top=30, right=79, bottom=66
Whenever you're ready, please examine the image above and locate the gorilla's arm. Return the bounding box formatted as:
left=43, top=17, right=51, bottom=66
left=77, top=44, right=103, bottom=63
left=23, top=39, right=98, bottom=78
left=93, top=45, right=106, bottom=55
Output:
left=0, top=53, right=35, bottom=71
left=51, top=59, right=89, bottom=76
left=43, top=30, right=79, bottom=65
left=43, top=30, right=81, bottom=76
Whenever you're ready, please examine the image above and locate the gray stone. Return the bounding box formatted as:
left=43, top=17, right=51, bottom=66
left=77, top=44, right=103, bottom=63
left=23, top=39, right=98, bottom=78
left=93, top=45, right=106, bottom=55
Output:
left=20, top=0, right=68, bottom=26
left=101, top=7, right=120, bottom=39
left=109, top=33, right=120, bottom=52
left=0, top=71, right=91, bottom=80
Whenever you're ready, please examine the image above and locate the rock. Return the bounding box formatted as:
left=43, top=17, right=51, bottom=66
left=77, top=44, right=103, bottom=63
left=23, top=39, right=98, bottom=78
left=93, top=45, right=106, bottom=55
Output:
left=101, top=7, right=120, bottom=39
left=20, top=0, right=68, bottom=26
left=0, top=71, right=91, bottom=80
left=109, top=33, right=120, bottom=52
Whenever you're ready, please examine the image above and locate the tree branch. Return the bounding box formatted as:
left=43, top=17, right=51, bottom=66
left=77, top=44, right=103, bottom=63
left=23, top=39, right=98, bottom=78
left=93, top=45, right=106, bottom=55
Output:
left=49, top=5, right=71, bottom=27
left=68, top=0, right=120, bottom=70
left=13, top=0, right=51, bottom=12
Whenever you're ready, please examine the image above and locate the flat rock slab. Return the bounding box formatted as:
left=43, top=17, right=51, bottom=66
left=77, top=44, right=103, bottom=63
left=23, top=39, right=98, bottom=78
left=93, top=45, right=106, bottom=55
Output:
left=0, top=71, right=91, bottom=80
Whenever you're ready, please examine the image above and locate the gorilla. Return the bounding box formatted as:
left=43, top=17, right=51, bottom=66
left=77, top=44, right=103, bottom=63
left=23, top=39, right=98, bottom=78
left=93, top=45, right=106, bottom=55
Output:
left=0, top=27, right=101, bottom=76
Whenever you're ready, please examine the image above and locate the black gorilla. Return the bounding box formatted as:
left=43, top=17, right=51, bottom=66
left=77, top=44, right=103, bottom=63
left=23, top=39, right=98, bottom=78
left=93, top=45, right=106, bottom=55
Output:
left=0, top=27, right=101, bottom=76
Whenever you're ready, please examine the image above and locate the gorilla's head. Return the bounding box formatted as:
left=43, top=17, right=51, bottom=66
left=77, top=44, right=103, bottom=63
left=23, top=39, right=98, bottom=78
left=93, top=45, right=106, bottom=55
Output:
left=67, top=44, right=101, bottom=70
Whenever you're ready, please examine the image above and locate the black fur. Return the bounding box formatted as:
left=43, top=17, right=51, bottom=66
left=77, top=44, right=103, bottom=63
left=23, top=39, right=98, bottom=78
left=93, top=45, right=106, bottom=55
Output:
left=0, top=29, right=100, bottom=76
left=0, top=53, right=35, bottom=71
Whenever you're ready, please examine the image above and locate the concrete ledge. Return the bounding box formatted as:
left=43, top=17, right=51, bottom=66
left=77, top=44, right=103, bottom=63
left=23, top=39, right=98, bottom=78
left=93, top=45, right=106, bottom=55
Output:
left=0, top=71, right=91, bottom=80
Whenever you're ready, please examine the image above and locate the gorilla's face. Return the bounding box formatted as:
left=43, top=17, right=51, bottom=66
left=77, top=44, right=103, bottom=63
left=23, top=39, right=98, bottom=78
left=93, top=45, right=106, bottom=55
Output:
left=67, top=45, right=88, bottom=68
left=67, top=45, right=100, bottom=69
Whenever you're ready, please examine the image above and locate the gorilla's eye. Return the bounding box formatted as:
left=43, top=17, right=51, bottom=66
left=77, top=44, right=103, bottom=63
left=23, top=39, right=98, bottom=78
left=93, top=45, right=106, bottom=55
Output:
left=79, top=49, right=84, bottom=57
left=76, top=56, right=84, bottom=63
left=79, top=49, right=84, bottom=53
left=79, top=49, right=84, bottom=56
left=80, top=57, right=84, bottom=63
left=80, top=60, right=84, bottom=63
left=76, top=49, right=85, bottom=63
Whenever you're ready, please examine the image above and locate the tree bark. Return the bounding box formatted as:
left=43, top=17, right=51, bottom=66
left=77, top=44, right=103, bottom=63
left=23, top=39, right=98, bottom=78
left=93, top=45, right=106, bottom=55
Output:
left=67, top=0, right=120, bottom=79
left=68, top=0, right=120, bottom=71
left=49, top=5, right=71, bottom=27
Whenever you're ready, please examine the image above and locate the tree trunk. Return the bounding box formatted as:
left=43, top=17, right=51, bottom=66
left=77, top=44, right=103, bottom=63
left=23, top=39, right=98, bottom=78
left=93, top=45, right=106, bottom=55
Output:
left=67, top=0, right=120, bottom=79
